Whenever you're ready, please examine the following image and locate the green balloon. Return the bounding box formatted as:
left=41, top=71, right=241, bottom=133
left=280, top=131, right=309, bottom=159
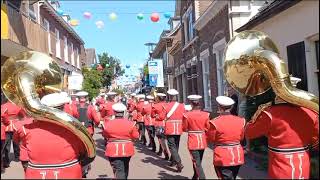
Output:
left=106, top=64, right=110, bottom=67
left=137, top=13, right=144, bottom=20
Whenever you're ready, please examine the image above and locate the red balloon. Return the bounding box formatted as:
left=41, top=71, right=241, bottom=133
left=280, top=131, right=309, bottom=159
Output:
left=150, top=13, right=160, bottom=22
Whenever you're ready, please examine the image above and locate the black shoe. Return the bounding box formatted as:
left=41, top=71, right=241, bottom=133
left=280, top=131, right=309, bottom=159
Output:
left=147, top=144, right=152, bottom=148
left=156, top=151, right=162, bottom=156
left=3, top=163, right=9, bottom=168
left=164, top=153, right=169, bottom=160
left=176, top=163, right=184, bottom=173
left=169, top=161, right=176, bottom=167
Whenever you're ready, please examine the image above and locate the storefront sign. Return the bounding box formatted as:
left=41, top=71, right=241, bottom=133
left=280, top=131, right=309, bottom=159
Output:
left=148, top=60, right=164, bottom=87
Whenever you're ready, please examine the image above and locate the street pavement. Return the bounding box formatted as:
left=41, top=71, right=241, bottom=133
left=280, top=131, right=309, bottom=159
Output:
left=1, top=127, right=268, bottom=179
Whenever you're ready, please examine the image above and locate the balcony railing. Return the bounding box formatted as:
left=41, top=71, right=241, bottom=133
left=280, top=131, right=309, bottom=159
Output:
left=6, top=2, right=48, bottom=53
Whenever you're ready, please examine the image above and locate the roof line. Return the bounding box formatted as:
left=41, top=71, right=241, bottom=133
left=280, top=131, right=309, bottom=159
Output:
left=41, top=1, right=84, bottom=44
left=236, top=0, right=301, bottom=32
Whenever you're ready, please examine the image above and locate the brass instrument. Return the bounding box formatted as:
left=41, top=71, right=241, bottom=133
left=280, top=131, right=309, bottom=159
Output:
left=1, top=51, right=96, bottom=163
left=223, top=30, right=319, bottom=113
left=151, top=88, right=158, bottom=102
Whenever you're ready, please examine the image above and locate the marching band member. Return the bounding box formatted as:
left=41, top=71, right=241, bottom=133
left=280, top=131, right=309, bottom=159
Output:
left=1, top=97, right=26, bottom=167
left=151, top=93, right=169, bottom=160
left=245, top=77, right=319, bottom=179
left=127, top=93, right=137, bottom=121
left=73, top=91, right=100, bottom=136
left=159, top=89, right=185, bottom=172
left=135, top=94, right=147, bottom=145
left=103, top=103, right=139, bottom=179
left=207, top=96, right=246, bottom=179
left=100, top=92, right=117, bottom=119
left=18, top=92, right=87, bottom=179
left=183, top=95, right=210, bottom=179
left=63, top=92, right=78, bottom=118
left=142, top=95, right=156, bottom=152
left=96, top=93, right=106, bottom=107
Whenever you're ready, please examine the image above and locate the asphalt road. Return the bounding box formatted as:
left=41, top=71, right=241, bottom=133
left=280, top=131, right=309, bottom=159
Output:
left=1, top=127, right=268, bottom=179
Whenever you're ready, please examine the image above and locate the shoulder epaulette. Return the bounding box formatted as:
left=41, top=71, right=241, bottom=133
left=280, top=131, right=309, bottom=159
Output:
left=250, top=101, right=272, bottom=123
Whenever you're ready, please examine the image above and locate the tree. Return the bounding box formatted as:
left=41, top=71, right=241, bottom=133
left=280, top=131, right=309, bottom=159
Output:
left=81, top=67, right=103, bottom=100
left=97, top=53, right=124, bottom=88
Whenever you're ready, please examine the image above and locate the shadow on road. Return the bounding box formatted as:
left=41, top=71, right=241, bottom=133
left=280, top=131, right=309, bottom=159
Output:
left=158, top=170, right=189, bottom=179
left=96, top=174, right=111, bottom=180
left=141, top=156, right=177, bottom=172
left=237, top=156, right=268, bottom=179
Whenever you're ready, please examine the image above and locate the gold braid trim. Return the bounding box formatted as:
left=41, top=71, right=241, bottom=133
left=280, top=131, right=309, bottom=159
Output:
left=249, top=102, right=273, bottom=123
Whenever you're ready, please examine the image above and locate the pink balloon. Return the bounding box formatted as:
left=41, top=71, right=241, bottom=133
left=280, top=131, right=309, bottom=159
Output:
left=83, top=12, right=91, bottom=19
left=151, top=12, right=160, bottom=22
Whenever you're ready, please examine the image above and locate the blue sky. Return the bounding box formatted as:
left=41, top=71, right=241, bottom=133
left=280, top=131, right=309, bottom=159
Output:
left=60, top=0, right=175, bottom=76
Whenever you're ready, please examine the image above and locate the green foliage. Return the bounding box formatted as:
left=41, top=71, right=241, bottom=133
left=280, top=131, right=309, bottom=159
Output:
left=98, top=52, right=124, bottom=87
left=113, top=87, right=124, bottom=96
left=81, top=67, right=103, bottom=100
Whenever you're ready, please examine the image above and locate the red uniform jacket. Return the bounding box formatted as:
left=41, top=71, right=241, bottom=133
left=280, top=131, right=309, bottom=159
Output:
left=103, top=118, right=139, bottom=157
left=1, top=102, right=26, bottom=132
left=127, top=99, right=136, bottom=113
left=245, top=105, right=319, bottom=179
left=63, top=103, right=78, bottom=118
left=142, top=103, right=155, bottom=126
left=151, top=102, right=166, bottom=127
left=100, top=101, right=115, bottom=118
left=96, top=97, right=106, bottom=106
left=1, top=110, right=10, bottom=140
left=19, top=121, right=86, bottom=179
left=159, top=101, right=185, bottom=135
left=207, top=114, right=245, bottom=166
left=135, top=101, right=146, bottom=123
left=183, top=110, right=210, bottom=150
left=73, top=102, right=100, bottom=135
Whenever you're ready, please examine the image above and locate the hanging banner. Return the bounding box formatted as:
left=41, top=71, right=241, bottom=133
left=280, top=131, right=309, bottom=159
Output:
left=148, top=60, right=164, bottom=87
left=68, top=74, right=83, bottom=90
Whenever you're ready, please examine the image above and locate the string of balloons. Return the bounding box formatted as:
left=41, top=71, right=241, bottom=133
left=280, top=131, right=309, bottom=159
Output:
left=56, top=9, right=173, bottom=28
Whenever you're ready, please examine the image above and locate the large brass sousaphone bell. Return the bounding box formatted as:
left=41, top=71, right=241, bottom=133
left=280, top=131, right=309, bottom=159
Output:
left=223, top=30, right=319, bottom=113
left=1, top=51, right=96, bottom=163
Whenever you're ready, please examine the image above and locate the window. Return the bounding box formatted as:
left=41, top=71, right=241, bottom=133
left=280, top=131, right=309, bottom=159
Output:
left=183, top=6, right=194, bottom=44
left=64, top=36, right=68, bottom=62
left=287, top=41, right=308, bottom=90
left=201, top=51, right=211, bottom=110
left=28, top=1, right=36, bottom=21
left=43, top=19, right=51, bottom=53
left=70, top=43, right=74, bottom=65
left=55, top=29, right=60, bottom=58
left=76, top=48, right=80, bottom=68
left=213, top=38, right=227, bottom=96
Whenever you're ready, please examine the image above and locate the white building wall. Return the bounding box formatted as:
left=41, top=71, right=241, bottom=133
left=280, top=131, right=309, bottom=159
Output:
left=251, top=1, right=319, bottom=95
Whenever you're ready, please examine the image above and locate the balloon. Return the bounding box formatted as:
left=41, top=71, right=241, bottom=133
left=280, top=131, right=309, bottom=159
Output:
left=57, top=9, right=64, bottom=16
left=137, top=13, right=144, bottom=20
left=139, top=64, right=144, bottom=68
left=150, top=12, right=160, bottom=22
left=95, top=20, right=104, bottom=29
left=109, top=12, right=117, bottom=21
left=164, top=12, right=171, bottom=19
left=69, top=19, right=79, bottom=26
left=106, top=64, right=110, bottom=68
left=126, top=65, right=130, bottom=69
left=83, top=12, right=92, bottom=19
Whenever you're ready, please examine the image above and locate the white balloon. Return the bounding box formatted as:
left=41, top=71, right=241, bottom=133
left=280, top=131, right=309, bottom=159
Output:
left=95, top=20, right=104, bottom=29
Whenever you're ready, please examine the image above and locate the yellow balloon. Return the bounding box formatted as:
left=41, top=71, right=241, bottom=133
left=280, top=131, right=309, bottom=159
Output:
left=69, top=19, right=79, bottom=26
left=109, top=12, right=117, bottom=21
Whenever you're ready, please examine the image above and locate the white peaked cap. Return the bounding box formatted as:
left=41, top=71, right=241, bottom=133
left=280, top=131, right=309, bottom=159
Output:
left=106, top=92, right=117, bottom=96
left=216, top=96, right=235, bottom=107
left=187, top=95, right=202, bottom=101
left=100, top=93, right=106, bottom=96
left=157, top=93, right=166, bottom=97
left=290, top=76, right=301, bottom=87
left=184, top=104, right=192, bottom=111
left=136, top=94, right=145, bottom=99
left=167, top=89, right=179, bottom=95
left=112, top=103, right=127, bottom=112
left=76, top=91, right=88, bottom=97
left=130, top=93, right=137, bottom=96
left=146, top=95, right=154, bottom=100
left=41, top=92, right=71, bottom=107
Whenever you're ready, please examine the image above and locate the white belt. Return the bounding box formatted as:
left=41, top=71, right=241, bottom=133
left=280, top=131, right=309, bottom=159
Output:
left=188, top=130, right=204, bottom=134
left=108, top=139, right=132, bottom=143
left=166, top=119, right=182, bottom=123
left=28, top=159, right=79, bottom=169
